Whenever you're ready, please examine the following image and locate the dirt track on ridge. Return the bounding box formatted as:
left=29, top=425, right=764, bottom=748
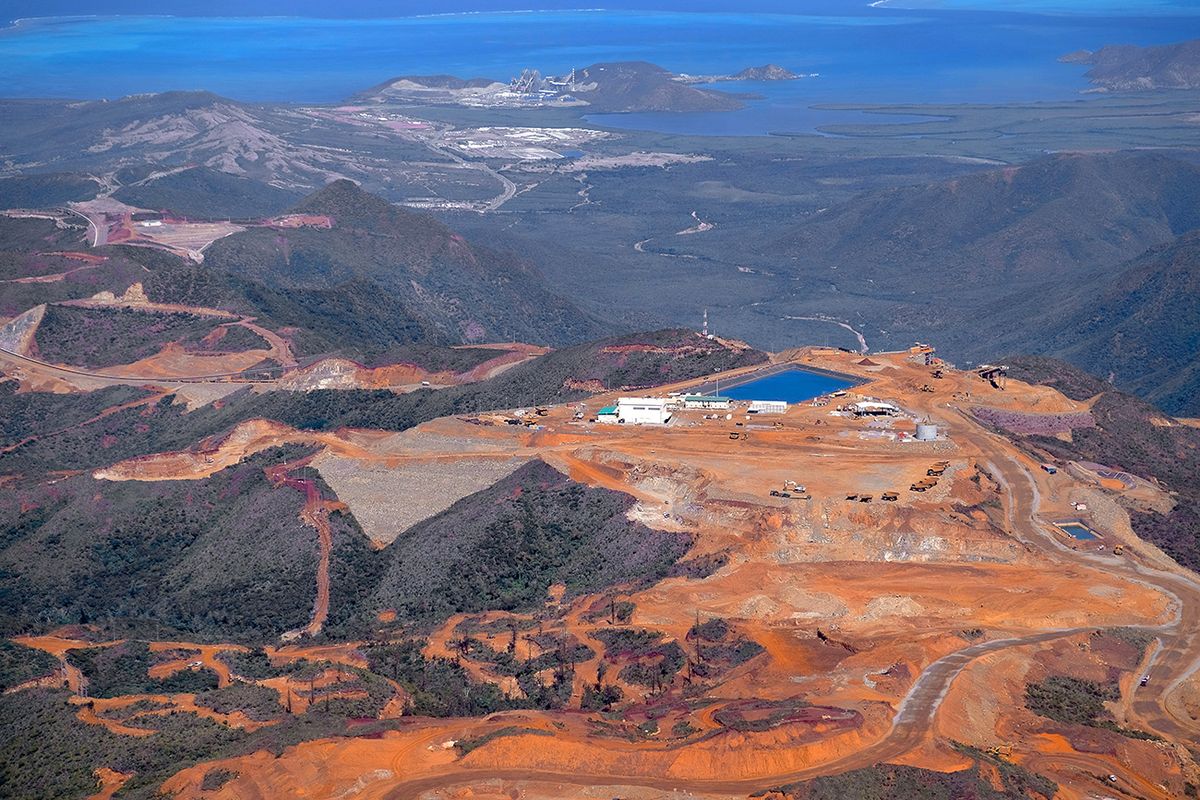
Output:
left=268, top=460, right=334, bottom=640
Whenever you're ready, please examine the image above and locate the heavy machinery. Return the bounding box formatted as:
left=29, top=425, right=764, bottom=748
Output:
left=882, top=491, right=899, bottom=501
left=910, top=478, right=938, bottom=492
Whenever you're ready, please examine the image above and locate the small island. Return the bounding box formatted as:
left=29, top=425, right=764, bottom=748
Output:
left=674, top=63, right=813, bottom=84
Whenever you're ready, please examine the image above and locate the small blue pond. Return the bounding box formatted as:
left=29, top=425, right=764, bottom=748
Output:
left=1057, top=522, right=1098, bottom=541
left=723, top=369, right=856, bottom=404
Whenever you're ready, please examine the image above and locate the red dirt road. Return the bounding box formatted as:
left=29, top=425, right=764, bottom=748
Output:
left=267, top=460, right=334, bottom=640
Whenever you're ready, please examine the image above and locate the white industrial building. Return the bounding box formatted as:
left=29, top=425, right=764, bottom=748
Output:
left=615, top=397, right=673, bottom=424
left=851, top=400, right=900, bottom=417
left=749, top=400, right=787, bottom=414
left=683, top=394, right=732, bottom=410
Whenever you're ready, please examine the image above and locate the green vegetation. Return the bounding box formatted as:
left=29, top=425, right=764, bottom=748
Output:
left=0, top=381, right=149, bottom=449
left=200, top=768, right=239, bottom=792
left=454, top=725, right=552, bottom=757
left=1102, top=627, right=1155, bottom=659
left=679, top=616, right=763, bottom=680
left=581, top=681, right=624, bottom=711
left=1025, top=676, right=1116, bottom=726
left=0, top=250, right=164, bottom=317
left=159, top=180, right=614, bottom=353
left=668, top=550, right=730, bottom=579
left=364, top=636, right=583, bottom=716
left=0, top=173, right=99, bottom=207
left=0, top=639, right=59, bottom=691
left=593, top=628, right=686, bottom=690
left=2, top=450, right=686, bottom=642
left=363, top=641, right=512, bottom=717
left=215, top=648, right=288, bottom=681
left=446, top=632, right=589, bottom=710
left=180, top=323, right=267, bottom=353
left=66, top=642, right=219, bottom=698
left=0, top=389, right=256, bottom=474
left=759, top=747, right=1057, bottom=799
left=112, top=166, right=303, bottom=220
left=0, top=449, right=323, bottom=640
left=0, top=677, right=416, bottom=800
left=195, top=684, right=283, bottom=722
left=1042, top=231, right=1200, bottom=416
left=33, top=306, right=220, bottom=368
left=689, top=617, right=729, bottom=642
left=592, top=628, right=665, bottom=654
left=1025, top=675, right=1159, bottom=741
left=0, top=216, right=84, bottom=255
left=458, top=633, right=593, bottom=678
left=0, top=688, right=247, bottom=800
left=367, top=459, right=692, bottom=625
left=714, top=698, right=814, bottom=733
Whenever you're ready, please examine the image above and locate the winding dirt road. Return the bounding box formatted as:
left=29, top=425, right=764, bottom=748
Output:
left=382, top=626, right=1107, bottom=799
left=954, top=406, right=1200, bottom=744
left=271, top=466, right=333, bottom=641
left=375, top=396, right=1200, bottom=799
left=0, top=343, right=282, bottom=385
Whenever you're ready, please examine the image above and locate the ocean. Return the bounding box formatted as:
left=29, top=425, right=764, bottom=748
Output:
left=2, top=4, right=1198, bottom=135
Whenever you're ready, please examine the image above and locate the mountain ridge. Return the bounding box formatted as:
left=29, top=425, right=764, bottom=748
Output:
left=1063, top=38, right=1200, bottom=91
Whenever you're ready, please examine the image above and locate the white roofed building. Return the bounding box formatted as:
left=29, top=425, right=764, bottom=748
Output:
left=616, top=397, right=673, bottom=425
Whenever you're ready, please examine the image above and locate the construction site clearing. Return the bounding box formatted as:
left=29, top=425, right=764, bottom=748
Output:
left=39, top=200, right=338, bottom=263
left=8, top=344, right=1200, bottom=800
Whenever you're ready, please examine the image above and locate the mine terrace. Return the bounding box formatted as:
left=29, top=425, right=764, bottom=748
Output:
left=9, top=341, right=1199, bottom=800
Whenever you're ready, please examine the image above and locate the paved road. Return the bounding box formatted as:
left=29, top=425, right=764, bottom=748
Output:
left=63, top=206, right=104, bottom=247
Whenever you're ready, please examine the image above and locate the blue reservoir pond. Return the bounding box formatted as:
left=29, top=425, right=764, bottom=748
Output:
left=721, top=368, right=856, bottom=404
left=1057, top=522, right=1098, bottom=541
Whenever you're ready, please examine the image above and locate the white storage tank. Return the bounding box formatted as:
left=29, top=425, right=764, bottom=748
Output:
left=915, top=422, right=938, bottom=441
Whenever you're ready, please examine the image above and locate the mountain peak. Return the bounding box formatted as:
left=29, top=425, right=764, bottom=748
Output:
left=290, top=179, right=415, bottom=229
